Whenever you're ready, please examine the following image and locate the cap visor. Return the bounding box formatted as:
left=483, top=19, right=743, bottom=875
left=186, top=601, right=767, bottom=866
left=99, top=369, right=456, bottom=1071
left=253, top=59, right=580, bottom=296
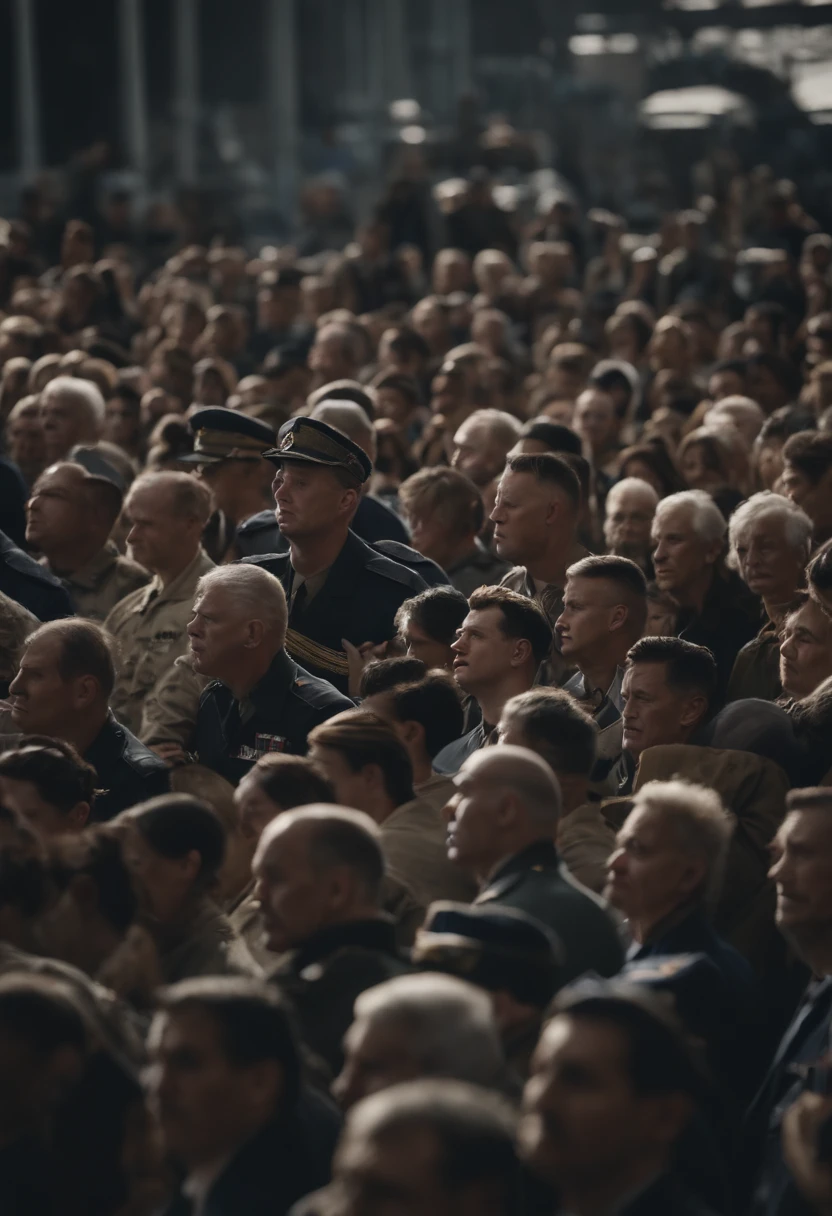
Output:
left=178, top=452, right=225, bottom=464
left=261, top=449, right=345, bottom=468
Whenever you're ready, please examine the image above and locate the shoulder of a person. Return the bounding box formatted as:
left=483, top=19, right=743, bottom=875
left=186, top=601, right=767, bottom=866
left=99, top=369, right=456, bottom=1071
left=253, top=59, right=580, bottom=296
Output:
left=114, top=554, right=150, bottom=580
left=290, top=669, right=353, bottom=713
left=236, top=509, right=278, bottom=536
left=239, top=552, right=291, bottom=576
left=361, top=545, right=428, bottom=592
left=103, top=582, right=150, bottom=629
left=296, top=944, right=409, bottom=990
left=116, top=723, right=170, bottom=777
left=499, top=565, right=527, bottom=588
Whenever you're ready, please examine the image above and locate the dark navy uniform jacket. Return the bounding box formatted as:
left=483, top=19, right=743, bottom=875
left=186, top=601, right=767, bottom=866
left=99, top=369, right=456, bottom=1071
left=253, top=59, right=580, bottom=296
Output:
left=235, top=509, right=449, bottom=587
left=0, top=528, right=73, bottom=622
left=195, top=648, right=353, bottom=785
left=241, top=530, right=427, bottom=693
left=86, top=711, right=171, bottom=821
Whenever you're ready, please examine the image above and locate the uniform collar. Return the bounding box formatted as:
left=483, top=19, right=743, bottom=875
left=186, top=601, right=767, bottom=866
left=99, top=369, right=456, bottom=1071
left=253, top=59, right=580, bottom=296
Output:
left=48, top=541, right=119, bottom=592
left=290, top=917, right=399, bottom=973
left=485, top=838, right=560, bottom=886
left=135, top=548, right=213, bottom=611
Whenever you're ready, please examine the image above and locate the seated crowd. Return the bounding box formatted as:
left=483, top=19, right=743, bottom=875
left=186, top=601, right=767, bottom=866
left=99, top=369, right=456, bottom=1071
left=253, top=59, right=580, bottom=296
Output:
left=3, top=161, right=832, bottom=1216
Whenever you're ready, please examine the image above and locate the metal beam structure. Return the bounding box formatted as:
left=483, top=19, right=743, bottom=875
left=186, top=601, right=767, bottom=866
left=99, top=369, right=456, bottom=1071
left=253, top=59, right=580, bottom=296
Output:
left=118, top=0, right=149, bottom=183
left=174, top=0, right=199, bottom=184
left=13, top=0, right=41, bottom=177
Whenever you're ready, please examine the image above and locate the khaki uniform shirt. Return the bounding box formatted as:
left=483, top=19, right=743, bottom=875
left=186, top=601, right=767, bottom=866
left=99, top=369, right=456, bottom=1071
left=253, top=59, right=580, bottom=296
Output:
left=415, top=772, right=456, bottom=817
left=380, top=796, right=477, bottom=911
left=44, top=542, right=149, bottom=622
left=104, top=549, right=215, bottom=740
left=557, top=802, right=617, bottom=895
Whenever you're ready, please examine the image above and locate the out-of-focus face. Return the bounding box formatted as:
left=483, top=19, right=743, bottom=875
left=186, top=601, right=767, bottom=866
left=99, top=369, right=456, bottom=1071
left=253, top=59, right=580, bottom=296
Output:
left=605, top=803, right=703, bottom=928
left=430, top=372, right=465, bottom=419
left=104, top=395, right=140, bottom=450
left=520, top=1016, right=679, bottom=1186
left=604, top=487, right=656, bottom=559
left=651, top=504, right=716, bottom=600
left=679, top=442, right=723, bottom=493
left=273, top=463, right=358, bottom=541
left=621, top=661, right=701, bottom=758
left=621, top=459, right=665, bottom=498
left=120, top=825, right=196, bottom=924
left=779, top=599, right=832, bottom=700
left=7, top=409, right=45, bottom=472
left=187, top=582, right=250, bottom=684
left=452, top=421, right=508, bottom=487
left=334, top=1124, right=462, bottom=1216
left=756, top=441, right=784, bottom=492
left=25, top=464, right=90, bottom=552
left=782, top=463, right=832, bottom=540
left=309, top=327, right=353, bottom=381
left=234, top=775, right=281, bottom=843
left=451, top=607, right=521, bottom=697
left=375, top=387, right=412, bottom=427
left=556, top=576, right=623, bottom=663
left=252, top=821, right=339, bottom=952
left=708, top=369, right=745, bottom=403
left=8, top=635, right=78, bottom=737
left=307, top=745, right=371, bottom=815
left=0, top=776, right=87, bottom=837
left=643, top=597, right=677, bottom=638
left=648, top=325, right=687, bottom=373
left=539, top=398, right=575, bottom=427
left=574, top=391, right=618, bottom=457
left=332, top=1016, right=422, bottom=1111
left=146, top=1007, right=275, bottom=1169
left=405, top=504, right=463, bottom=572
left=443, top=759, right=504, bottom=876
left=124, top=485, right=184, bottom=573
left=433, top=251, right=471, bottom=295
left=411, top=300, right=449, bottom=353
left=490, top=469, right=556, bottom=566
left=399, top=618, right=455, bottom=670
left=41, top=390, right=91, bottom=463
left=733, top=513, right=805, bottom=605
left=747, top=363, right=789, bottom=414
left=770, top=808, right=832, bottom=947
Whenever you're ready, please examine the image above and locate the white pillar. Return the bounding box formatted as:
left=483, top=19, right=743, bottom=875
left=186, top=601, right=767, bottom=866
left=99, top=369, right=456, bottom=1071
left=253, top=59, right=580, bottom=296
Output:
left=267, top=0, right=299, bottom=222
left=174, top=0, right=199, bottom=184
left=13, top=0, right=41, bottom=178
left=119, top=0, right=149, bottom=182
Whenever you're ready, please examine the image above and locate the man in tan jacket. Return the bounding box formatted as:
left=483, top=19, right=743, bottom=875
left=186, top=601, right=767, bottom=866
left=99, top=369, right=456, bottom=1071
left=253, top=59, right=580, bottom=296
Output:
left=104, top=471, right=214, bottom=742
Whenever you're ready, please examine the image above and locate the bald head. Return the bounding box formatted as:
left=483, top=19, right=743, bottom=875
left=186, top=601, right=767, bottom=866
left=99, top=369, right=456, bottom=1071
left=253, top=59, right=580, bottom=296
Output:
left=252, top=805, right=385, bottom=951
left=464, top=745, right=562, bottom=827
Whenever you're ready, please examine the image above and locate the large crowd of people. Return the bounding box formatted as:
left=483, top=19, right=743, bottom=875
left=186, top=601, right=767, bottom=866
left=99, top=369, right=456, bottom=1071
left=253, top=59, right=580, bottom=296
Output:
left=2, top=140, right=832, bottom=1216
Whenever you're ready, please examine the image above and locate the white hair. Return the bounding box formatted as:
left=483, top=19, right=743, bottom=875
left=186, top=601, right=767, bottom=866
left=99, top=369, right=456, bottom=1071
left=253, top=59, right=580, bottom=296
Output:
left=632, top=779, right=734, bottom=908
left=41, top=374, right=106, bottom=428
left=706, top=395, right=764, bottom=439
left=653, top=490, right=726, bottom=545
left=727, top=490, right=813, bottom=569
left=195, top=564, right=287, bottom=633
left=354, top=973, right=506, bottom=1089
left=456, top=408, right=522, bottom=447
left=605, top=477, right=660, bottom=515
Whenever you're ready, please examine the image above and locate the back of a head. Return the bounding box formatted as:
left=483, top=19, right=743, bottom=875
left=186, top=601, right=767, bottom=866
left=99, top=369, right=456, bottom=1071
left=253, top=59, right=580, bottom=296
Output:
left=389, top=672, right=465, bottom=759
left=354, top=972, right=506, bottom=1089
left=0, top=972, right=88, bottom=1056
left=398, top=467, right=484, bottom=538
left=626, top=636, right=717, bottom=707
left=42, top=374, right=105, bottom=432
left=262, top=805, right=385, bottom=904
left=504, top=452, right=581, bottom=513
left=307, top=379, right=376, bottom=421
left=784, top=430, right=832, bottom=482
left=311, top=400, right=375, bottom=455
left=244, top=754, right=334, bottom=811
left=500, top=688, right=597, bottom=778
left=395, top=586, right=470, bottom=646
left=566, top=554, right=648, bottom=637
left=468, top=744, right=562, bottom=830
left=343, top=1079, right=519, bottom=1207
left=47, top=826, right=138, bottom=934
left=120, top=794, right=226, bottom=891
left=519, top=419, right=583, bottom=457
left=359, top=657, right=427, bottom=699
left=308, top=709, right=415, bottom=807
left=0, top=737, right=97, bottom=817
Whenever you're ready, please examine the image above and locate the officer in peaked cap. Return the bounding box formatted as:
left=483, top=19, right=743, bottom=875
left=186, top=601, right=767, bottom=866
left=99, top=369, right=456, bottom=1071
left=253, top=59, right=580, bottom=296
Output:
left=239, top=415, right=427, bottom=695
left=182, top=407, right=277, bottom=532
left=412, top=901, right=566, bottom=1077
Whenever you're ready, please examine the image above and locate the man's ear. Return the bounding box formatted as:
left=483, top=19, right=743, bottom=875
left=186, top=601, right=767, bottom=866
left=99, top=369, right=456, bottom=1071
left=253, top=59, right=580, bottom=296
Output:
left=510, top=638, right=533, bottom=668
left=71, top=675, right=100, bottom=711
left=67, top=801, right=91, bottom=832
left=679, top=693, right=708, bottom=729
left=244, top=619, right=266, bottom=648
left=608, top=603, right=628, bottom=635
left=400, top=719, right=425, bottom=750
left=704, top=539, right=724, bottom=567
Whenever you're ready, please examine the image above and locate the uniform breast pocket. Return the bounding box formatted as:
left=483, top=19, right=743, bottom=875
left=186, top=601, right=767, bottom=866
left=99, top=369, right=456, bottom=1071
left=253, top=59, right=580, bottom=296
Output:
left=133, top=632, right=183, bottom=687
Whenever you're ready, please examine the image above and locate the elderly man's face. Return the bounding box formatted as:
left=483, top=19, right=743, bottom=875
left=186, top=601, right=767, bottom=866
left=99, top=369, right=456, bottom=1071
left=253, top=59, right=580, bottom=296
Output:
left=309, top=328, right=354, bottom=381
left=8, top=634, right=78, bottom=736
left=651, top=504, right=717, bottom=600
left=334, top=1122, right=467, bottom=1216
left=779, top=599, right=832, bottom=700
left=187, top=583, right=252, bottom=682
left=733, top=513, right=805, bottom=605
left=605, top=803, right=704, bottom=928
left=25, top=464, right=90, bottom=553
left=443, top=758, right=505, bottom=877
left=332, top=1016, right=422, bottom=1111
left=41, top=391, right=89, bottom=463
left=252, top=821, right=341, bottom=953
left=452, top=421, right=507, bottom=487
left=574, top=391, right=618, bottom=457
left=604, top=488, right=655, bottom=559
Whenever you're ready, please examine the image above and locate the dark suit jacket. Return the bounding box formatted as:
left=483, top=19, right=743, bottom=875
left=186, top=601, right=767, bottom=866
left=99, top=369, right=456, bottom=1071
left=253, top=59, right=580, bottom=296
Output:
left=86, top=711, right=170, bottom=820
left=162, top=1090, right=340, bottom=1216
left=475, top=839, right=624, bottom=984
left=0, top=528, right=73, bottom=622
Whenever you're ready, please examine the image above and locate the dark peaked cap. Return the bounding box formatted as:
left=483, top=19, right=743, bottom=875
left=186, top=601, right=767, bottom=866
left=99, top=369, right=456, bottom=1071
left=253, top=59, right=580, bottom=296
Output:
left=263, top=415, right=372, bottom=484
left=182, top=407, right=277, bottom=463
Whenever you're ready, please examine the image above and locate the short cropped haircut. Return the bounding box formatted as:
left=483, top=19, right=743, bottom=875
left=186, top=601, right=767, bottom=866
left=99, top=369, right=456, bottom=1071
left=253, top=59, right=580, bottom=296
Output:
left=786, top=787, right=832, bottom=814
left=499, top=688, right=597, bottom=777
left=784, top=431, right=832, bottom=484
left=119, top=794, right=226, bottom=893
left=398, top=467, right=484, bottom=538
left=157, top=977, right=301, bottom=1107
left=241, top=754, right=334, bottom=810
left=626, top=636, right=717, bottom=707
left=42, top=374, right=105, bottom=428
left=467, top=586, right=554, bottom=667
left=550, top=981, right=706, bottom=1100
left=631, top=779, right=733, bottom=907
left=0, top=738, right=97, bottom=816
left=519, top=418, right=582, bottom=456
left=308, top=709, right=415, bottom=807
left=25, top=620, right=115, bottom=699
left=197, top=564, right=287, bottom=635
left=504, top=452, right=581, bottom=511
left=387, top=672, right=465, bottom=759
left=342, top=1080, right=519, bottom=1205
left=47, top=827, right=138, bottom=933
left=566, top=554, right=648, bottom=635
left=127, top=471, right=212, bottom=525
left=271, top=806, right=385, bottom=902
left=359, top=657, right=427, bottom=699
left=395, top=586, right=470, bottom=647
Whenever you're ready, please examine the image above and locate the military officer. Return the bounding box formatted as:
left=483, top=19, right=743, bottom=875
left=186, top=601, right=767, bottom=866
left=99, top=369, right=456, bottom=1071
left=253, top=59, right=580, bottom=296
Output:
left=104, top=471, right=215, bottom=741
left=180, top=406, right=277, bottom=531
left=241, top=416, right=427, bottom=693
left=188, top=564, right=352, bottom=784
left=25, top=462, right=149, bottom=621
